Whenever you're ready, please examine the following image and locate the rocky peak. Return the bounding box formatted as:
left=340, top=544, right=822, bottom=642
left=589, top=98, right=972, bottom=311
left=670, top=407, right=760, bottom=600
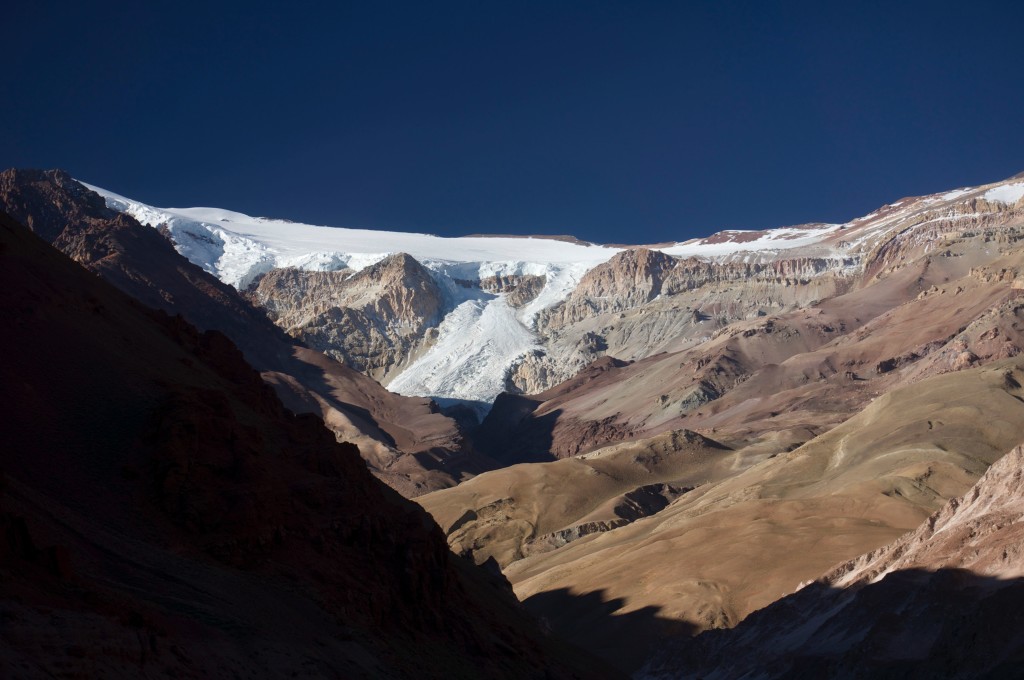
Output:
left=344, top=252, right=443, bottom=321
left=477, top=273, right=547, bottom=307
left=0, top=168, right=115, bottom=241
left=577, top=247, right=680, bottom=302
left=368, top=250, right=430, bottom=277
left=247, top=253, right=445, bottom=381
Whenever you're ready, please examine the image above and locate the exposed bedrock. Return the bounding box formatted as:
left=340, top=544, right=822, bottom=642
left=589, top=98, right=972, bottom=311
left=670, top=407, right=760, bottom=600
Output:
left=247, top=253, right=444, bottom=381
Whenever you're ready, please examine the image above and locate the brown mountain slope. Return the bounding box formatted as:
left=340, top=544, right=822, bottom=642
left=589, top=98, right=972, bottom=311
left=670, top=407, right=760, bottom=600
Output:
left=0, top=212, right=610, bottom=678
left=641, top=443, right=1024, bottom=679
left=423, top=358, right=1024, bottom=671
left=417, top=180, right=1024, bottom=672
left=419, top=429, right=734, bottom=567
left=512, top=178, right=1024, bottom=395
left=0, top=168, right=488, bottom=496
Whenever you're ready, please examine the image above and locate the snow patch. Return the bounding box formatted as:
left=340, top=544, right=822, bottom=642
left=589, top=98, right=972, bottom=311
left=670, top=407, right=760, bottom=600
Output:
left=386, top=296, right=539, bottom=415
left=984, top=183, right=1024, bottom=205
left=519, top=262, right=593, bottom=327
left=660, top=224, right=842, bottom=259
left=941, top=188, right=972, bottom=201
left=277, top=251, right=392, bottom=273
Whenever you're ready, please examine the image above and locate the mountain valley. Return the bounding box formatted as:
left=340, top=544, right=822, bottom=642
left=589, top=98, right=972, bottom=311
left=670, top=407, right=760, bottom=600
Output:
left=3, top=168, right=1024, bottom=677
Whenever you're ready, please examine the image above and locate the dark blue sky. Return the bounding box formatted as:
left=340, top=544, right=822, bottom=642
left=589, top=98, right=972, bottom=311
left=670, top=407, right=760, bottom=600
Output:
left=5, top=1, right=1023, bottom=243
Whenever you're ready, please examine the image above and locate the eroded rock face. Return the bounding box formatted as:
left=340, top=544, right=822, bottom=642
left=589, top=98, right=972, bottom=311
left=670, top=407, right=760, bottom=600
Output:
left=548, top=248, right=681, bottom=319
left=512, top=248, right=856, bottom=393
left=248, top=254, right=444, bottom=381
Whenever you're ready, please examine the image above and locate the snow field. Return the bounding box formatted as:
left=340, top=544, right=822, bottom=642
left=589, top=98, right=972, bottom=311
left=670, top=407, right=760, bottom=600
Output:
left=984, top=183, right=1024, bottom=205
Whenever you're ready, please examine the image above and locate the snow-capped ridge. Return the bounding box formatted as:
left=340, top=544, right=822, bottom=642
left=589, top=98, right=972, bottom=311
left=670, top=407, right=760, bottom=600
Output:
left=82, top=172, right=1024, bottom=412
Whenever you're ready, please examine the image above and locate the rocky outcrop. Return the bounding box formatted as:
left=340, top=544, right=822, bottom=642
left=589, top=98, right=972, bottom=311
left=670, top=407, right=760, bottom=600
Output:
left=550, top=248, right=681, bottom=318
left=511, top=248, right=856, bottom=393
left=525, top=482, right=691, bottom=556
left=541, top=248, right=852, bottom=330
left=860, top=200, right=1024, bottom=283
left=477, top=273, right=547, bottom=307
left=248, top=254, right=444, bottom=381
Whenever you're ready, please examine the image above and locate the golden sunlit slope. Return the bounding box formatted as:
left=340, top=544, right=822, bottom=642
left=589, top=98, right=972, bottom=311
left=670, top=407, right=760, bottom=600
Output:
left=424, top=357, right=1024, bottom=672
left=418, top=429, right=738, bottom=567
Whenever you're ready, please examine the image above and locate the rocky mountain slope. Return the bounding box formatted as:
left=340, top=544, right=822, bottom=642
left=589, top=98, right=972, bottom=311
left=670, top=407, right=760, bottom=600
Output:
left=415, top=175, right=1024, bottom=671
left=0, top=169, right=483, bottom=497
left=0, top=211, right=608, bottom=678
left=479, top=179, right=1024, bottom=464
left=640, top=442, right=1024, bottom=679
left=423, top=358, right=1024, bottom=672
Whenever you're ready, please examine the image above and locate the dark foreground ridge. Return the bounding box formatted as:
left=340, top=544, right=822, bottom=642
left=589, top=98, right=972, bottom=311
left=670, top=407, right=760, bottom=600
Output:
left=0, top=211, right=614, bottom=678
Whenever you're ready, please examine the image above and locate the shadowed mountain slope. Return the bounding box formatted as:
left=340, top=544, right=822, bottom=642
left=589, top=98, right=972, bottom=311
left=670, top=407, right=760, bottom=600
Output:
left=0, top=168, right=489, bottom=496
left=0, top=213, right=611, bottom=678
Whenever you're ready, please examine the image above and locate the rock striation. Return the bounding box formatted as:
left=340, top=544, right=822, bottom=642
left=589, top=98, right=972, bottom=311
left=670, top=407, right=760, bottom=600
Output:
left=505, top=248, right=856, bottom=393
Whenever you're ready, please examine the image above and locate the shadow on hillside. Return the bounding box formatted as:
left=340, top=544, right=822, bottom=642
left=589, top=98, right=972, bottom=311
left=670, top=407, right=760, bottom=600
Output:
left=430, top=396, right=494, bottom=429
left=647, top=568, right=1024, bottom=679
left=522, top=587, right=696, bottom=674
left=280, top=359, right=399, bottom=448
left=475, top=397, right=559, bottom=465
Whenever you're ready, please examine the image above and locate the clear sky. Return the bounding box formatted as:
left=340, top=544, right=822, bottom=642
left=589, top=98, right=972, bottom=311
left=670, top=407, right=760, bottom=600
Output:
left=5, top=1, right=1023, bottom=244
